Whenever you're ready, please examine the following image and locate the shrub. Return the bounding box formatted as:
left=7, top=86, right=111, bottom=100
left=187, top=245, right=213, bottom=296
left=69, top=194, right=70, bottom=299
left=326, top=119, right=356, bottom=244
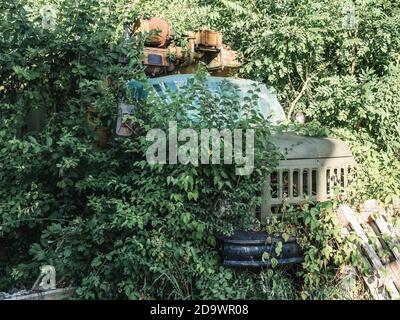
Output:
left=0, top=6, right=281, bottom=296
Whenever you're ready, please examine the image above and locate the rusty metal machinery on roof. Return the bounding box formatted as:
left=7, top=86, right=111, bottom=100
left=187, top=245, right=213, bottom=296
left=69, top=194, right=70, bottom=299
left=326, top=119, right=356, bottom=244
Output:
left=131, top=17, right=241, bottom=77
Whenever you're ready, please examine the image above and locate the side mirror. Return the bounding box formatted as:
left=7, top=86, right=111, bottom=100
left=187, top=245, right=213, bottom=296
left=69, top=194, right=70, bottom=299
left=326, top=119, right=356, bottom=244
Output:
left=116, top=103, right=135, bottom=136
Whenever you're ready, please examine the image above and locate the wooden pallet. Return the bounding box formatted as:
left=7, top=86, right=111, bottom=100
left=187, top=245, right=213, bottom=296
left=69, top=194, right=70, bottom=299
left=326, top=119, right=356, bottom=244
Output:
left=337, top=199, right=400, bottom=300
left=2, top=287, right=75, bottom=300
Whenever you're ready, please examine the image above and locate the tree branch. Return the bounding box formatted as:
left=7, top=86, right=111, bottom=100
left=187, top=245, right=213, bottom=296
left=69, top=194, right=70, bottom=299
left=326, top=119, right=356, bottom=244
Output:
left=287, top=77, right=311, bottom=120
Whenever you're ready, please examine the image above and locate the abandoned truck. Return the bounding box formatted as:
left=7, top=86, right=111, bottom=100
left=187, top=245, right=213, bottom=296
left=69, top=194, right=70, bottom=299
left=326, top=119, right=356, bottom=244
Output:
left=122, top=18, right=355, bottom=222
left=116, top=74, right=356, bottom=267
left=115, top=18, right=356, bottom=267
left=117, top=74, right=355, bottom=220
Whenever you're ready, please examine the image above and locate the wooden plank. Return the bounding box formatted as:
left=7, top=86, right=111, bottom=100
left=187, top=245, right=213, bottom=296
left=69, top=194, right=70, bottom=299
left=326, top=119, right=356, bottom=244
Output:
left=338, top=205, right=400, bottom=299
left=386, top=261, right=400, bottom=292
left=362, top=200, right=400, bottom=261
left=365, top=222, right=392, bottom=265
left=360, top=200, right=400, bottom=293
left=359, top=199, right=379, bottom=223
left=339, top=206, right=385, bottom=268
left=386, top=197, right=400, bottom=235
left=373, top=216, right=400, bottom=261
left=360, top=210, right=374, bottom=223
left=368, top=221, right=394, bottom=264
left=341, top=227, right=386, bottom=300
left=393, top=196, right=400, bottom=210
left=362, top=199, right=380, bottom=210
left=3, top=287, right=75, bottom=300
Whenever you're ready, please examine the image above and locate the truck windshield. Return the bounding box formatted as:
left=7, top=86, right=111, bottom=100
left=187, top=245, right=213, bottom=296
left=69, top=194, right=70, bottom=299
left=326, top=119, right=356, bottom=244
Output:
left=147, top=75, right=286, bottom=125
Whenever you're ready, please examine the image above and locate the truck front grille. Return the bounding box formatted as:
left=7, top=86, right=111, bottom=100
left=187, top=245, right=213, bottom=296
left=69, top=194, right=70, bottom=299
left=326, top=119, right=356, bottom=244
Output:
left=258, top=157, right=355, bottom=224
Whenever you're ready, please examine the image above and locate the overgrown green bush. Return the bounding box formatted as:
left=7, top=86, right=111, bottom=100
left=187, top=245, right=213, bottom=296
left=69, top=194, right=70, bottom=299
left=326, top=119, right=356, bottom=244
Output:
left=0, top=0, right=145, bottom=291
left=0, top=0, right=283, bottom=298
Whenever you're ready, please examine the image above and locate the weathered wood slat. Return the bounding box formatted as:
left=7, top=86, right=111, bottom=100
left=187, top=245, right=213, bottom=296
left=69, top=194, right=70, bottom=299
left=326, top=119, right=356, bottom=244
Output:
left=373, top=217, right=400, bottom=261
left=341, top=227, right=386, bottom=300
left=392, top=196, right=400, bottom=210
left=338, top=205, right=400, bottom=299
left=367, top=221, right=394, bottom=264
left=361, top=200, right=400, bottom=262
left=3, top=287, right=75, bottom=300
left=386, top=261, right=400, bottom=292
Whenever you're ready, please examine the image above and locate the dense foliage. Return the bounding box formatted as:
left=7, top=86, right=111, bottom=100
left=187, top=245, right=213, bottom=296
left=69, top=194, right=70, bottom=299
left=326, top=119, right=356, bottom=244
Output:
left=1, top=0, right=144, bottom=291
left=200, top=0, right=400, bottom=201
left=1, top=0, right=399, bottom=299
left=135, top=0, right=400, bottom=199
